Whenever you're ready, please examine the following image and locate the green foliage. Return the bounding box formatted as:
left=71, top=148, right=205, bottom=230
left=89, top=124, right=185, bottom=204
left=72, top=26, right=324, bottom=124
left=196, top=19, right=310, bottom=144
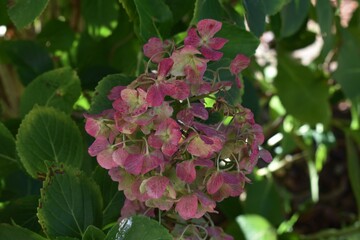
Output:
left=280, top=0, right=310, bottom=37
left=236, top=214, right=277, bottom=240
left=0, top=224, right=47, bottom=240
left=37, top=166, right=103, bottom=238
left=16, top=107, right=83, bottom=178
left=0, top=122, right=17, bottom=176
left=105, top=215, right=173, bottom=240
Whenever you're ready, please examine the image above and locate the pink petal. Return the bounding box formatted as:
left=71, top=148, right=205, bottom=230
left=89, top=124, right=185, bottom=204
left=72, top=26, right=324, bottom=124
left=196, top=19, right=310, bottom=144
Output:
left=230, top=54, right=250, bottom=75
left=146, top=198, right=174, bottom=211
left=176, top=160, right=196, bottom=183
left=195, top=191, right=216, bottom=208
left=162, top=142, right=179, bottom=157
left=146, top=84, right=166, bottom=107
left=207, top=172, right=224, bottom=194
left=108, top=86, right=126, bottom=100
left=141, top=150, right=164, bottom=174
left=88, top=136, right=109, bottom=157
left=123, top=154, right=144, bottom=175
left=109, top=167, right=121, bottom=181
left=112, top=147, right=129, bottom=167
left=200, top=46, right=223, bottom=61
left=158, top=58, right=174, bottom=79
left=112, top=98, right=128, bottom=114
left=148, top=134, right=163, bottom=149
left=259, top=149, right=272, bottom=163
left=208, top=37, right=228, bottom=50
left=166, top=80, right=190, bottom=100
left=143, top=176, right=169, bottom=199
left=194, top=159, right=214, bottom=167
left=184, top=28, right=201, bottom=47
left=84, top=117, right=100, bottom=137
left=191, top=103, right=208, bottom=120
left=143, top=37, right=165, bottom=63
left=97, top=148, right=117, bottom=169
left=197, top=19, right=222, bottom=38
left=175, top=195, right=198, bottom=220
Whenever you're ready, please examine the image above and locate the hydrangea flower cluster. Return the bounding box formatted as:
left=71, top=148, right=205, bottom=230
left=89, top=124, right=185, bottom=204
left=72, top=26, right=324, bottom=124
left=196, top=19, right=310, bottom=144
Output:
left=85, top=19, right=272, bottom=239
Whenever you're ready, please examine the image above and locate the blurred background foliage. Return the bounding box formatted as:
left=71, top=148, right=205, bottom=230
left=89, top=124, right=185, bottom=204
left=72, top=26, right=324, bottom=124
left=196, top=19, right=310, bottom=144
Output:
left=1, top=0, right=360, bottom=239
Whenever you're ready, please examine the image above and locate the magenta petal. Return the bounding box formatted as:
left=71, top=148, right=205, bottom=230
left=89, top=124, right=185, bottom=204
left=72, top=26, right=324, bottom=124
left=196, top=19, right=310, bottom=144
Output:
left=166, top=80, right=190, bottom=100
left=158, top=58, right=174, bottom=79
left=143, top=37, right=164, bottom=63
left=141, top=150, right=164, bottom=174
left=162, top=142, right=178, bottom=157
left=85, top=117, right=100, bottom=137
left=208, top=37, right=228, bottom=50
left=230, top=54, right=250, bottom=75
left=97, top=148, right=117, bottom=169
left=197, top=19, right=222, bottom=38
left=144, top=176, right=169, bottom=199
left=112, top=147, right=129, bottom=167
left=207, top=172, right=224, bottom=194
left=88, top=136, right=109, bottom=157
left=259, top=149, right=272, bottom=163
left=184, top=28, right=201, bottom=47
left=191, top=103, right=208, bottom=120
left=200, top=46, right=223, bottom=61
left=176, top=160, right=196, bottom=183
left=123, top=154, right=144, bottom=175
left=108, top=86, right=126, bottom=100
left=148, top=134, right=163, bottom=149
left=194, top=159, right=214, bottom=167
left=146, top=84, right=165, bottom=107
left=175, top=194, right=198, bottom=220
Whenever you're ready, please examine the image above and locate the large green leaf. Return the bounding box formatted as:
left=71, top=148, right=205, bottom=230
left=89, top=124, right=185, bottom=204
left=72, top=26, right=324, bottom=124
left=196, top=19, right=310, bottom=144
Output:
left=16, top=107, right=83, bottom=178
left=0, top=224, right=47, bottom=240
left=236, top=214, right=277, bottom=240
left=275, top=53, right=331, bottom=125
left=280, top=0, right=310, bottom=38
left=0, top=121, right=18, bottom=176
left=316, top=0, right=334, bottom=58
left=191, top=0, right=224, bottom=24
left=81, top=0, right=118, bottom=38
left=133, top=0, right=173, bottom=41
left=38, top=166, right=103, bottom=238
left=345, top=132, right=360, bottom=216
left=243, top=0, right=265, bottom=37
left=7, top=0, right=49, bottom=29
left=0, top=41, right=53, bottom=85
left=333, top=28, right=360, bottom=100
left=20, top=67, right=81, bottom=116
left=82, top=225, right=106, bottom=240
left=262, top=0, right=290, bottom=15
left=92, top=167, right=125, bottom=225
left=105, top=215, right=172, bottom=240
left=89, top=74, right=133, bottom=114
left=217, top=22, right=260, bottom=58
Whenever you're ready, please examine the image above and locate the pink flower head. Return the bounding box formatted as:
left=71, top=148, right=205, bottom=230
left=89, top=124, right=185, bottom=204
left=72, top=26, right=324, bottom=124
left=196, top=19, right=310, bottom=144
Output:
left=84, top=110, right=116, bottom=138
left=230, top=54, right=250, bottom=88
left=143, top=37, right=172, bottom=63
left=148, top=118, right=182, bottom=156
left=112, top=88, right=148, bottom=117
left=185, top=19, right=228, bottom=61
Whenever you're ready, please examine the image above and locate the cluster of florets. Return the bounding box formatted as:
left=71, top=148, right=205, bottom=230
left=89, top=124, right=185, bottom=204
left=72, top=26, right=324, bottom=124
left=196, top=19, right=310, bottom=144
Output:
left=85, top=19, right=271, bottom=239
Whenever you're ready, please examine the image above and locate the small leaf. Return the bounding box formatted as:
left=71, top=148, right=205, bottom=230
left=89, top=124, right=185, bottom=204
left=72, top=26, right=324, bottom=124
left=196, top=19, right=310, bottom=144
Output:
left=0, top=121, right=18, bottom=176
left=16, top=107, right=83, bottom=179
left=243, top=0, right=266, bottom=37
left=7, top=0, right=49, bottom=29
left=105, top=215, right=172, bottom=240
left=82, top=226, right=106, bottom=240
left=280, top=0, right=310, bottom=38
left=262, top=0, right=290, bottom=15
left=133, top=0, right=173, bottom=41
left=191, top=0, right=224, bottom=24
left=0, top=224, right=46, bottom=240
left=20, top=67, right=81, bottom=116
left=236, top=214, right=277, bottom=240
left=275, top=53, right=331, bottom=125
left=38, top=166, right=103, bottom=238
left=217, top=22, right=260, bottom=58
left=89, top=74, right=133, bottom=114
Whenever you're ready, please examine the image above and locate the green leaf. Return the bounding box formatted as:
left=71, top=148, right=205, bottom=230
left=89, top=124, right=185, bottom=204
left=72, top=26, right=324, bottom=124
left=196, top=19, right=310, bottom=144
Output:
left=275, top=53, right=331, bottom=125
left=217, top=22, right=260, bottom=58
left=20, top=67, right=81, bottom=116
left=133, top=0, right=173, bottom=41
left=0, top=224, right=46, bottom=240
left=243, top=0, right=266, bottom=37
left=81, top=0, right=118, bottom=38
left=262, top=0, right=290, bottom=15
left=16, top=107, right=83, bottom=179
left=236, top=214, right=277, bottom=240
left=316, top=0, right=334, bottom=58
left=7, top=0, right=49, bottom=29
left=119, top=0, right=138, bottom=21
left=38, top=166, right=103, bottom=238
left=0, top=121, right=18, bottom=176
left=89, top=74, right=133, bottom=114
left=345, top=132, right=360, bottom=218
left=82, top=226, right=106, bottom=240
left=0, top=41, right=53, bottom=85
left=93, top=167, right=125, bottom=226
left=37, top=20, right=76, bottom=52
left=191, top=0, right=224, bottom=24
left=333, top=28, right=360, bottom=100
left=280, top=0, right=310, bottom=38
left=0, top=0, right=11, bottom=25
left=105, top=215, right=172, bottom=240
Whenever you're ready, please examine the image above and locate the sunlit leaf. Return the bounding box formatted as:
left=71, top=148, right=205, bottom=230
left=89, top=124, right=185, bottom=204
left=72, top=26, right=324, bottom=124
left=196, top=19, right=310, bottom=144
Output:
left=236, top=214, right=277, bottom=240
